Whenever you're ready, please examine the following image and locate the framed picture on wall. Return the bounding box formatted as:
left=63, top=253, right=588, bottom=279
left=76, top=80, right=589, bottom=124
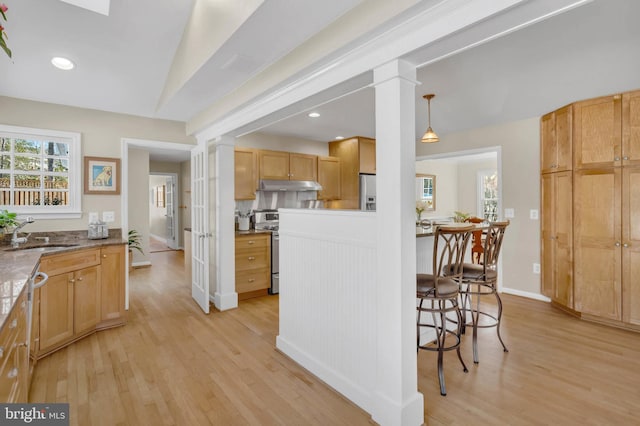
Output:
left=84, top=156, right=121, bottom=195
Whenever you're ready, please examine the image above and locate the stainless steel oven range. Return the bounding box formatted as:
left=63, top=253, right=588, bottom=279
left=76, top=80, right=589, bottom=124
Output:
left=254, top=210, right=279, bottom=294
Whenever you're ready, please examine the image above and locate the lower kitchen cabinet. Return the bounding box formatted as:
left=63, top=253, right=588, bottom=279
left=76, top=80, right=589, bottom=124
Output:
left=34, top=245, right=126, bottom=359
left=235, top=233, right=271, bottom=300
left=0, top=289, right=29, bottom=403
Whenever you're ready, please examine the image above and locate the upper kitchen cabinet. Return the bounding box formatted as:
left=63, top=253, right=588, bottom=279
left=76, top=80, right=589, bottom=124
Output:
left=541, top=104, right=572, bottom=174
left=622, top=89, right=640, bottom=168
left=328, top=136, right=376, bottom=209
left=317, top=156, right=341, bottom=201
left=259, top=150, right=317, bottom=181
left=359, top=137, right=376, bottom=174
left=235, top=148, right=257, bottom=200
left=574, top=94, right=622, bottom=169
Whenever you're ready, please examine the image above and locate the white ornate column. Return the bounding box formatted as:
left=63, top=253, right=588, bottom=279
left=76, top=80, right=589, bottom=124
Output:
left=212, top=135, right=238, bottom=310
left=372, top=59, right=423, bottom=426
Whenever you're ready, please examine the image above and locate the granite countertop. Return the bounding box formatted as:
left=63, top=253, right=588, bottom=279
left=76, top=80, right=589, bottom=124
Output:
left=0, top=229, right=126, bottom=330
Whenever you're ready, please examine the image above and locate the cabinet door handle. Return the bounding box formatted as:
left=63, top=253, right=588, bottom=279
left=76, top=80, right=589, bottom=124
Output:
left=103, top=254, right=108, bottom=258
left=69, top=279, right=76, bottom=283
left=248, top=240, right=255, bottom=245
left=614, top=156, right=620, bottom=161
left=77, top=277, right=83, bottom=281
left=248, top=256, right=255, bottom=261
left=623, top=156, right=629, bottom=160
left=623, top=243, right=629, bottom=248
left=248, top=278, right=255, bottom=283
left=615, top=242, right=621, bottom=247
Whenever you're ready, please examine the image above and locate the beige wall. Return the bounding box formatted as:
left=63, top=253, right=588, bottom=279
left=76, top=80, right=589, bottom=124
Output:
left=128, top=149, right=150, bottom=264
left=415, top=160, right=457, bottom=219
left=416, top=117, right=541, bottom=296
left=236, top=131, right=329, bottom=156
left=0, top=96, right=194, bottom=233
left=456, top=158, right=497, bottom=216
left=149, top=175, right=167, bottom=238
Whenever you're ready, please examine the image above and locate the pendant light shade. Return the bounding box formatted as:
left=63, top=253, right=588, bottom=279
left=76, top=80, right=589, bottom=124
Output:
left=421, top=94, right=439, bottom=143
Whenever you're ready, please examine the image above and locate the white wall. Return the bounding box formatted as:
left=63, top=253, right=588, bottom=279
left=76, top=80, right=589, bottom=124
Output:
left=416, top=117, right=541, bottom=297
left=0, top=96, right=195, bottom=232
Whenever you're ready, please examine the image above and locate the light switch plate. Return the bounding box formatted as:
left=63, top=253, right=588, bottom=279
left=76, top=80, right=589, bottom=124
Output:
left=102, top=211, right=115, bottom=223
left=504, top=208, right=515, bottom=218
left=88, top=212, right=99, bottom=223
left=530, top=209, right=539, bottom=220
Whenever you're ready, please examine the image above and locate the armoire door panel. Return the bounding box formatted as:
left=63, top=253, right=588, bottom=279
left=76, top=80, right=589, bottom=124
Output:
left=622, top=89, right=640, bottom=166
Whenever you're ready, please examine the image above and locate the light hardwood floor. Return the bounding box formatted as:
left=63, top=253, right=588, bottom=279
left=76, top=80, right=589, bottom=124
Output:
left=30, top=250, right=640, bottom=425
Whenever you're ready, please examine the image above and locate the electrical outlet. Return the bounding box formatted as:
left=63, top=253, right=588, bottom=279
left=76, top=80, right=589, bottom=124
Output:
left=533, top=263, right=541, bottom=274
left=530, top=209, right=539, bottom=220
left=505, top=208, right=515, bottom=218
left=102, top=211, right=115, bottom=223
left=88, top=212, right=99, bottom=223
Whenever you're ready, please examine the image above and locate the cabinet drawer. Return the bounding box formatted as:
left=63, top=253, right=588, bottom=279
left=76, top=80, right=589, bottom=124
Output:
left=39, top=248, right=101, bottom=276
left=236, top=235, right=269, bottom=250
left=236, top=268, right=270, bottom=293
left=235, top=248, right=269, bottom=270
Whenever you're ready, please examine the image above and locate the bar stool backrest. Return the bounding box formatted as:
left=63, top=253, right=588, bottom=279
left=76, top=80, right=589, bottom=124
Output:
left=433, top=224, right=474, bottom=286
left=481, top=221, right=510, bottom=276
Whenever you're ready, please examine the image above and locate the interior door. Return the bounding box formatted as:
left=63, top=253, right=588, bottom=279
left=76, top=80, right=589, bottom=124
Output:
left=165, top=175, right=177, bottom=249
left=191, top=143, right=210, bottom=313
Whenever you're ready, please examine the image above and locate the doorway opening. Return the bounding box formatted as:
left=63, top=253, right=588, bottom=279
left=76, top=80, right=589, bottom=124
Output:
left=149, top=173, right=178, bottom=252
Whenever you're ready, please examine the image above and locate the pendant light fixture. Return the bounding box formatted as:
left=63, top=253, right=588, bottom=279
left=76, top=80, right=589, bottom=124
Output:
left=421, top=94, right=439, bottom=143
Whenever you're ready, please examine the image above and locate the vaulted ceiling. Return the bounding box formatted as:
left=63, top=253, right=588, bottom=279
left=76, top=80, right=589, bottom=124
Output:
left=1, top=0, right=639, bottom=147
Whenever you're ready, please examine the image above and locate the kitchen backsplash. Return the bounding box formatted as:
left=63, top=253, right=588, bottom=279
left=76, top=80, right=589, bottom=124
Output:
left=236, top=190, right=322, bottom=214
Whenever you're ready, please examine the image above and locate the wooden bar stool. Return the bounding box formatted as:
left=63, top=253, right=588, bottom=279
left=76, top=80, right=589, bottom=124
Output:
left=416, top=224, right=474, bottom=396
left=465, top=216, right=485, bottom=264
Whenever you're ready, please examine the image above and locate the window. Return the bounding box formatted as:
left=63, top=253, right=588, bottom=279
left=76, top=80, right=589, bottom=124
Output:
left=0, top=124, right=81, bottom=218
left=416, top=174, right=436, bottom=211
left=477, top=170, right=498, bottom=221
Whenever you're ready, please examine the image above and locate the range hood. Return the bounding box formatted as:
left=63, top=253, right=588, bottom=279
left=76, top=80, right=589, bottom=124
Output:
left=259, top=179, right=322, bottom=192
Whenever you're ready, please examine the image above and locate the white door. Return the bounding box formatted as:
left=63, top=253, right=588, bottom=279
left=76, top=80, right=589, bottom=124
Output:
left=191, top=143, right=210, bottom=313
left=165, top=175, right=177, bottom=249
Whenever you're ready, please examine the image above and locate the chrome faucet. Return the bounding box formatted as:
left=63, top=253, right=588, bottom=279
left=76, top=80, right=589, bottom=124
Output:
left=11, top=216, right=35, bottom=248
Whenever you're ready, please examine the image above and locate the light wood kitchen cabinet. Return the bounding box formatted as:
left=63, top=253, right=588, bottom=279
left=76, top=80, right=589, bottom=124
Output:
left=235, top=233, right=271, bottom=300
left=235, top=147, right=257, bottom=200
left=574, top=94, right=622, bottom=169
left=35, top=245, right=126, bottom=358
left=541, top=171, right=573, bottom=307
left=317, top=156, right=341, bottom=200
left=573, top=168, right=622, bottom=320
left=327, top=136, right=376, bottom=209
left=259, top=150, right=317, bottom=181
left=0, top=288, right=29, bottom=403
left=542, top=88, right=640, bottom=332
left=39, top=264, right=100, bottom=354
left=99, top=245, right=126, bottom=327
left=359, top=138, right=376, bottom=174
left=541, top=104, right=572, bottom=174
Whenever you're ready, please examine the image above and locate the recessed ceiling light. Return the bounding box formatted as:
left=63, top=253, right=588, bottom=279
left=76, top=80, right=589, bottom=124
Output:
left=51, top=57, right=75, bottom=70
left=308, top=112, right=320, bottom=118
left=335, top=136, right=344, bottom=140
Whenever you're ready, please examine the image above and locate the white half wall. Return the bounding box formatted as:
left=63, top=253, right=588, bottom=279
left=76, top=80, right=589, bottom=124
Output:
left=277, top=209, right=377, bottom=416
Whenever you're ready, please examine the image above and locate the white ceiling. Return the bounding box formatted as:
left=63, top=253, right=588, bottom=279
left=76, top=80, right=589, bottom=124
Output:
left=1, top=0, right=639, bottom=161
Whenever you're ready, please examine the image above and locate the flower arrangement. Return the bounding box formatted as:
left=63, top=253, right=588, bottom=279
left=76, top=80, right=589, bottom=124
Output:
left=0, top=3, right=10, bottom=58
left=416, top=200, right=428, bottom=222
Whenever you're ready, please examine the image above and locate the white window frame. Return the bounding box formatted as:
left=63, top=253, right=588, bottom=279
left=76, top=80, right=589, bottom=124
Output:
left=0, top=124, right=82, bottom=219
left=477, top=169, right=498, bottom=221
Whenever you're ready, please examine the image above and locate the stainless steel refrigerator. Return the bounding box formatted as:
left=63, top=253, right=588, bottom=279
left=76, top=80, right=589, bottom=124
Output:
left=359, top=174, right=376, bottom=211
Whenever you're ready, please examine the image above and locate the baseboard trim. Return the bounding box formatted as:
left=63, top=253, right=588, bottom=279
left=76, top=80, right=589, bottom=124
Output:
left=502, top=287, right=550, bottom=302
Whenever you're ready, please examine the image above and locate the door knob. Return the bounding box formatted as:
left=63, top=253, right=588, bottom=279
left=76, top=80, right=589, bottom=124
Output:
left=615, top=242, right=621, bottom=247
